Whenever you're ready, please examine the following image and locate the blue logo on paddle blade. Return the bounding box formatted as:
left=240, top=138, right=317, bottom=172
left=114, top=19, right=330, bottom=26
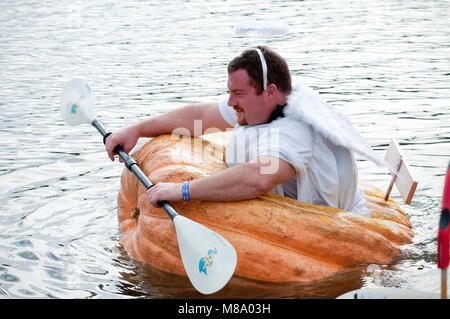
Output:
left=71, top=103, right=78, bottom=114
left=199, top=248, right=217, bottom=275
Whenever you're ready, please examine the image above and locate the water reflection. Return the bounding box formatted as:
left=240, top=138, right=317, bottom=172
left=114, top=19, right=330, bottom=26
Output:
left=0, top=0, right=449, bottom=298
left=116, top=246, right=365, bottom=299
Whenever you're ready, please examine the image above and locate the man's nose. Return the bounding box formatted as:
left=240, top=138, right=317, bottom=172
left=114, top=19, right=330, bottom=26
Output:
left=227, top=94, right=236, bottom=107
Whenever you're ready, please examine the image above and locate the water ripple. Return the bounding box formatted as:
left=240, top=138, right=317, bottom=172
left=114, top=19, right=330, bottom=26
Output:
left=0, top=0, right=449, bottom=298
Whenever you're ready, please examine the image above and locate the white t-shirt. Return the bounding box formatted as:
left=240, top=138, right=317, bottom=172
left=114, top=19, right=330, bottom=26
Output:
left=218, top=97, right=371, bottom=217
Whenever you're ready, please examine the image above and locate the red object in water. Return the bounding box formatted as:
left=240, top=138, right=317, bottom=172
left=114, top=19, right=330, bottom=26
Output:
left=437, top=162, right=450, bottom=270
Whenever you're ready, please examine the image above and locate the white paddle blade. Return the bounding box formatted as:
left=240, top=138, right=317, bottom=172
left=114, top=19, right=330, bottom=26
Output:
left=173, top=215, right=237, bottom=294
left=60, top=79, right=96, bottom=126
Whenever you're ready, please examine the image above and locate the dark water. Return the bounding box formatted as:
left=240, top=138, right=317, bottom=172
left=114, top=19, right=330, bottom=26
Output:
left=0, top=0, right=449, bottom=298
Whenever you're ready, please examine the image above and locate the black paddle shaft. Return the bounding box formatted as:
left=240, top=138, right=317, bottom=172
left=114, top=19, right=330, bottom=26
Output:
left=91, top=119, right=178, bottom=220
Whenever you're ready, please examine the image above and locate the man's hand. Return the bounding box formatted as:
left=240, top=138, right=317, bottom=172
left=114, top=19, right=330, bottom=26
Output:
left=105, top=126, right=140, bottom=162
left=146, top=182, right=183, bottom=208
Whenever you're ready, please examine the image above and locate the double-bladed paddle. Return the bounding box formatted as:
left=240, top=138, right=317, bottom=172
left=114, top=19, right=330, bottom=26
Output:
left=60, top=78, right=237, bottom=294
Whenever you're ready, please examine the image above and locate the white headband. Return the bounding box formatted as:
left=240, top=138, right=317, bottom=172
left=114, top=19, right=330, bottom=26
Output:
left=253, top=48, right=268, bottom=91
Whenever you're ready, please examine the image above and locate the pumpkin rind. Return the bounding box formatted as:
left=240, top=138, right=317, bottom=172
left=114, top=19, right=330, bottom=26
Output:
left=117, top=133, right=414, bottom=283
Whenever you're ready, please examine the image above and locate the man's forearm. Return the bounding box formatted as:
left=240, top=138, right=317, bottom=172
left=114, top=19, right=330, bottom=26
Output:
left=145, top=156, right=296, bottom=208
left=188, top=162, right=273, bottom=202
left=133, top=102, right=223, bottom=138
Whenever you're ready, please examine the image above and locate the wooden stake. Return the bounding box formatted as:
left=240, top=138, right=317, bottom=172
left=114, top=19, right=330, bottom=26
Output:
left=384, top=156, right=403, bottom=201
left=441, top=269, right=447, bottom=299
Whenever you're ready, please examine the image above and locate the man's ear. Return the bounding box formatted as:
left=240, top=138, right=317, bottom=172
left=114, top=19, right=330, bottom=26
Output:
left=266, top=83, right=278, bottom=98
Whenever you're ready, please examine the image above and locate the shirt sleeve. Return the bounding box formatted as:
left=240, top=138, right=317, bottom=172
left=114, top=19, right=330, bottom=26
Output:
left=217, top=97, right=237, bottom=126
left=255, top=118, right=314, bottom=176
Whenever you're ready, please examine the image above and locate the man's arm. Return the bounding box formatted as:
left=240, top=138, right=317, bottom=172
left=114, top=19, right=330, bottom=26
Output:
left=105, top=102, right=232, bottom=161
left=135, top=102, right=231, bottom=137
left=146, top=156, right=296, bottom=207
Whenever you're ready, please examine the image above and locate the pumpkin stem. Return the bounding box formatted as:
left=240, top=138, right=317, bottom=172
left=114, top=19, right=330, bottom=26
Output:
left=130, top=207, right=140, bottom=223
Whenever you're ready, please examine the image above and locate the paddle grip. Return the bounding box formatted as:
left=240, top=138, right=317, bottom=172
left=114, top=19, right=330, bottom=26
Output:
left=91, top=119, right=178, bottom=220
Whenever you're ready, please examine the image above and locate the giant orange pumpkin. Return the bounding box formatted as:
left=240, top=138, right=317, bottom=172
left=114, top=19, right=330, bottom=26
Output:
left=117, top=132, right=413, bottom=283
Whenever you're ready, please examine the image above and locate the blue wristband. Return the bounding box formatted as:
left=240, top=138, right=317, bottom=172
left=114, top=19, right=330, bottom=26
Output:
left=182, top=181, right=190, bottom=201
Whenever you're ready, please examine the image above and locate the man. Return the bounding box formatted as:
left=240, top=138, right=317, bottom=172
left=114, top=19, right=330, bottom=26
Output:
left=106, top=46, right=377, bottom=216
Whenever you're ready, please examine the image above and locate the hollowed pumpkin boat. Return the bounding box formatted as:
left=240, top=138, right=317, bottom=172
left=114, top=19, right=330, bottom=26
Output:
left=117, top=132, right=413, bottom=284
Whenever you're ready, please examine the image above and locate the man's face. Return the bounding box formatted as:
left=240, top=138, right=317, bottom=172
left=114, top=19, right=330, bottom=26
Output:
left=227, top=69, right=270, bottom=126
